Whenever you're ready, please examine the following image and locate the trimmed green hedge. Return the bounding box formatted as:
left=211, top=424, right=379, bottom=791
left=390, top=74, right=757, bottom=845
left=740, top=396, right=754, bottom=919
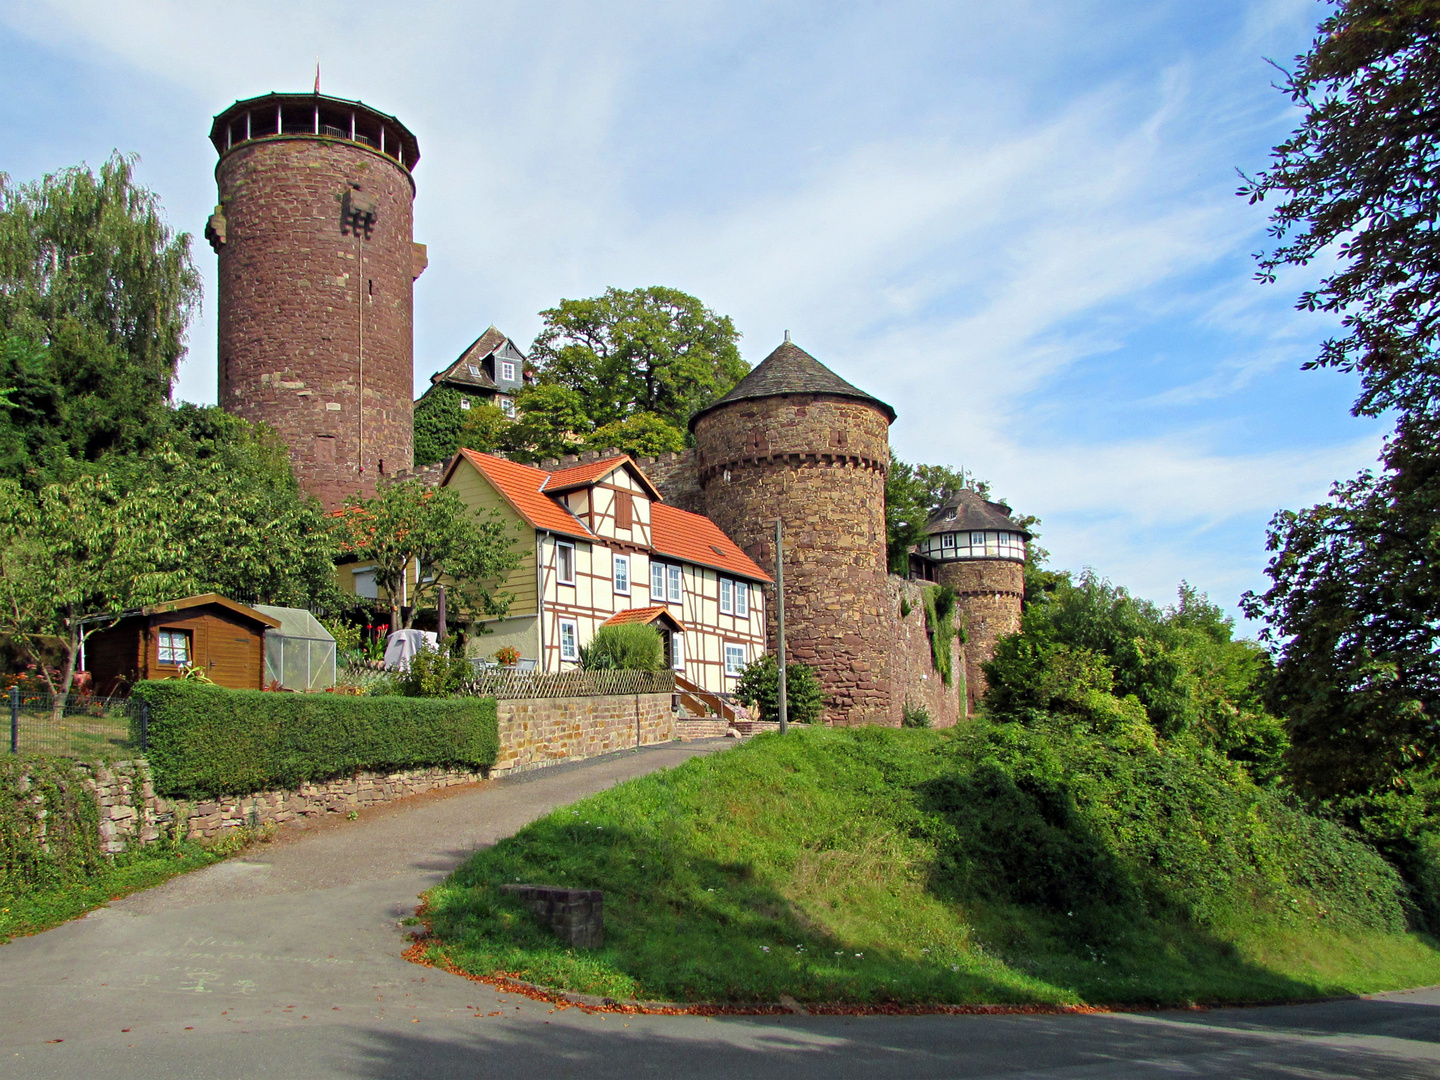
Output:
left=131, top=682, right=498, bottom=799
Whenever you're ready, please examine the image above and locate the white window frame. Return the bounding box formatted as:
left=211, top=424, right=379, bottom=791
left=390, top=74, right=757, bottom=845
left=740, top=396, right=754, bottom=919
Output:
left=558, top=618, right=579, bottom=662
left=942, top=532, right=955, bottom=548
left=736, top=581, right=749, bottom=617
left=613, top=553, right=630, bottom=595
left=672, top=631, right=685, bottom=671
left=500, top=398, right=516, bottom=418
left=724, top=643, right=746, bottom=677
left=459, top=398, right=470, bottom=410
left=157, top=628, right=191, bottom=666
left=650, top=560, right=666, bottom=600
left=667, top=564, right=683, bottom=604
left=501, top=360, right=516, bottom=381
left=556, top=541, right=576, bottom=585
left=719, top=576, right=733, bottom=615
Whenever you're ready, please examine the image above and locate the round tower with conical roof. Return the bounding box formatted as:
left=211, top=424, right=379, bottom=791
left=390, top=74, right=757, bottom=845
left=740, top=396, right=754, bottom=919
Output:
left=207, top=92, right=425, bottom=509
left=690, top=339, right=895, bottom=725
left=915, top=489, right=1030, bottom=709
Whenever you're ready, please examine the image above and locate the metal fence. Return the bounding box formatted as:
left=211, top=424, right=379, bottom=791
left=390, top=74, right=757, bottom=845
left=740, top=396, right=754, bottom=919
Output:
left=462, top=669, right=676, bottom=700
left=5, top=686, right=142, bottom=757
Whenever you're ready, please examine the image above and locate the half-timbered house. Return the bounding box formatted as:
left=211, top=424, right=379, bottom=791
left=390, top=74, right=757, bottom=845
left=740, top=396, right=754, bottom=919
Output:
left=429, top=449, right=771, bottom=692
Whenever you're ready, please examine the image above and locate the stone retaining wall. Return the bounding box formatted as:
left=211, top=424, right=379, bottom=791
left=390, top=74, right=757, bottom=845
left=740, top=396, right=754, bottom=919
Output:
left=32, top=691, right=678, bottom=849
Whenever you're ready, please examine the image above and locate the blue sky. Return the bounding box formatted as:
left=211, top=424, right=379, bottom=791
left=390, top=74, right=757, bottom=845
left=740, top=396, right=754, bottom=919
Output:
left=0, top=0, right=1383, bottom=629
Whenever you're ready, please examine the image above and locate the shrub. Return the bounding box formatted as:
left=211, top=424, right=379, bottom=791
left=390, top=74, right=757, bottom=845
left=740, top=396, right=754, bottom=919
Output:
left=131, top=680, right=498, bottom=799
left=396, top=639, right=471, bottom=697
left=902, top=699, right=932, bottom=728
left=0, top=756, right=104, bottom=895
left=578, top=623, right=664, bottom=671
left=733, top=654, right=824, bottom=724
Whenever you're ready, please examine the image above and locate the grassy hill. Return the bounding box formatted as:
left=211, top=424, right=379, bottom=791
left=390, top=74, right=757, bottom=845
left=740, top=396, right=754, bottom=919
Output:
left=421, top=725, right=1440, bottom=1006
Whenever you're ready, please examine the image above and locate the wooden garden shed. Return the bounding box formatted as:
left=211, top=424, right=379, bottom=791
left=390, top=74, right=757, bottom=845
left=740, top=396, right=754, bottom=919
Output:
left=85, top=594, right=280, bottom=695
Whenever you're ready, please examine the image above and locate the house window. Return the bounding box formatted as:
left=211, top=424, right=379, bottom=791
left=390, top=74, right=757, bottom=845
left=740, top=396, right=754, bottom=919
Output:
left=668, top=564, right=682, bottom=604
left=352, top=566, right=378, bottom=599
left=559, top=619, right=578, bottom=661
left=614, top=490, right=632, bottom=530
left=460, top=398, right=470, bottom=410
left=157, top=629, right=191, bottom=666
left=736, top=581, right=749, bottom=617
left=651, top=560, right=666, bottom=600
left=719, top=577, right=733, bottom=615
left=467, top=364, right=480, bottom=376
left=725, top=644, right=746, bottom=677
left=672, top=631, right=685, bottom=671
left=972, top=532, right=985, bottom=547
left=613, top=554, right=630, bottom=595
left=942, top=532, right=955, bottom=549
left=501, top=360, right=516, bottom=381
left=556, top=542, right=576, bottom=585
left=500, top=398, right=516, bottom=418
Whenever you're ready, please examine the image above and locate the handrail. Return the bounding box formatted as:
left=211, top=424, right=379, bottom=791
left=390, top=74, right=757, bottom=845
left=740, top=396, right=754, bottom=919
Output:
left=673, top=674, right=737, bottom=722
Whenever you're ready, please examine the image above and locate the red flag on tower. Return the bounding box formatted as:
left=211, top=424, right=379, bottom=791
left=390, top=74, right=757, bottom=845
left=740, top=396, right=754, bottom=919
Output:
left=314, top=58, right=321, bottom=94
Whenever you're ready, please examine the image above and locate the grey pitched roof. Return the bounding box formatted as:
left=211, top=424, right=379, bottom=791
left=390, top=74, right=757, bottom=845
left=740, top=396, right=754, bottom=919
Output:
left=688, top=340, right=896, bottom=430
left=427, top=326, right=526, bottom=393
left=924, top=488, right=1031, bottom=538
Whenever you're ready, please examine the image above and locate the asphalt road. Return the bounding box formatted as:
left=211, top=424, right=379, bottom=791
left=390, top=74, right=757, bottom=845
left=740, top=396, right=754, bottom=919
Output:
left=0, top=739, right=1437, bottom=1080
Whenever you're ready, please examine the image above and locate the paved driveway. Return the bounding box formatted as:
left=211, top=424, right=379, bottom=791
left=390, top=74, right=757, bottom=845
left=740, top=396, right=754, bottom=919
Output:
left=0, top=739, right=1437, bottom=1080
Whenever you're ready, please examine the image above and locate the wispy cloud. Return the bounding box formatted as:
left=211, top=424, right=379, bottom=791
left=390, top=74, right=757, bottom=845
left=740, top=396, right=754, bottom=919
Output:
left=0, top=0, right=1377, bottom=623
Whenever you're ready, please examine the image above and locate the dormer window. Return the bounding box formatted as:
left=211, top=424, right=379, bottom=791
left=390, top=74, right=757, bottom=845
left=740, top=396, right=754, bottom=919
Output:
left=501, top=360, right=516, bottom=381
left=946, top=508, right=957, bottom=520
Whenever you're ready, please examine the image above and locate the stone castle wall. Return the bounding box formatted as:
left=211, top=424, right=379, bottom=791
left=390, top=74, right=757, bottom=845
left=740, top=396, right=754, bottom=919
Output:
left=935, top=559, right=1024, bottom=710
left=886, top=576, right=965, bottom=728
left=693, top=394, right=892, bottom=726
left=216, top=137, right=416, bottom=509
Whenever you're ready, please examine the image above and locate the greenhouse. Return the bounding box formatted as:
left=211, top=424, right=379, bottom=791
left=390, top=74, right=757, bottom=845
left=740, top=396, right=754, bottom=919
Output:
left=255, top=605, right=337, bottom=691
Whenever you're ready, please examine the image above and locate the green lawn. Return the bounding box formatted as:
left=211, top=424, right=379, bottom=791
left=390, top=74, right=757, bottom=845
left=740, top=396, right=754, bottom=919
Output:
left=422, top=725, right=1440, bottom=1007
left=0, top=843, right=224, bottom=943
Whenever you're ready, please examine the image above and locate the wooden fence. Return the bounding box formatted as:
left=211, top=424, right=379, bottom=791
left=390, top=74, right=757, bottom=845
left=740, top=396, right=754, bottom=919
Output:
left=463, top=669, right=676, bottom=700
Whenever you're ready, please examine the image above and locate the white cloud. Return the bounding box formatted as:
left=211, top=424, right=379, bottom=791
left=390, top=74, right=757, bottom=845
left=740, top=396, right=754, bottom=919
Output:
left=0, top=0, right=1360, bottom=622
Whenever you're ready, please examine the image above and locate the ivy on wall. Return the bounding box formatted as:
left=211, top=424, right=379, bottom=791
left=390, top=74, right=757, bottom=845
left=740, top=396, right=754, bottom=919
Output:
left=0, top=756, right=104, bottom=895
left=923, top=585, right=959, bottom=687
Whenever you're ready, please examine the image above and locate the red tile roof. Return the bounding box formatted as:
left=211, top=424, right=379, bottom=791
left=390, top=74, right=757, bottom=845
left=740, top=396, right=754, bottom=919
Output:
left=542, top=457, right=627, bottom=491
left=652, top=503, right=771, bottom=583
left=602, top=605, right=686, bottom=633
left=543, top=456, right=663, bottom=500
left=451, top=449, right=594, bottom=540
left=447, top=449, right=771, bottom=583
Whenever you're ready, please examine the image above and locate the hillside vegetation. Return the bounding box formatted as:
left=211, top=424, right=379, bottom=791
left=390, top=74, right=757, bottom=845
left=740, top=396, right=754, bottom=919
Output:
left=423, top=725, right=1440, bottom=1006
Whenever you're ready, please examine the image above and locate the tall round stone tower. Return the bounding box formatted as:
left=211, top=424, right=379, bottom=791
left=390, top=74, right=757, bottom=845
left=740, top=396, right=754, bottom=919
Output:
left=691, top=339, right=895, bottom=726
left=914, top=490, right=1030, bottom=710
left=206, top=92, right=425, bottom=509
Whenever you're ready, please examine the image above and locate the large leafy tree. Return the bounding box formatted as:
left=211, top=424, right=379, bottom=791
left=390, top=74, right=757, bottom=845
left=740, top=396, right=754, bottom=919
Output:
left=0, top=155, right=200, bottom=481
left=100, top=406, right=341, bottom=610
left=332, top=480, right=520, bottom=628
left=530, top=286, right=747, bottom=430
left=884, top=459, right=980, bottom=573
left=585, top=412, right=687, bottom=459
left=0, top=475, right=189, bottom=713
left=1242, top=4, right=1440, bottom=779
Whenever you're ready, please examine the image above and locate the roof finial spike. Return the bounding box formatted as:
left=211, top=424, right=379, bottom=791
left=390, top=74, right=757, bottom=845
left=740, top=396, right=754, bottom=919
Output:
left=783, top=329, right=791, bottom=343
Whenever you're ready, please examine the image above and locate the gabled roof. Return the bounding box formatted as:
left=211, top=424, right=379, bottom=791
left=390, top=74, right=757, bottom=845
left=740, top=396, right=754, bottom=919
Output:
left=428, top=326, right=525, bottom=392
left=651, top=503, right=771, bottom=583
left=602, top=606, right=687, bottom=634
left=447, top=449, right=594, bottom=540
left=689, top=339, right=896, bottom=429
left=140, top=594, right=281, bottom=628
left=543, top=456, right=663, bottom=501
left=444, top=449, right=771, bottom=582
left=923, top=489, right=1031, bottom=538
